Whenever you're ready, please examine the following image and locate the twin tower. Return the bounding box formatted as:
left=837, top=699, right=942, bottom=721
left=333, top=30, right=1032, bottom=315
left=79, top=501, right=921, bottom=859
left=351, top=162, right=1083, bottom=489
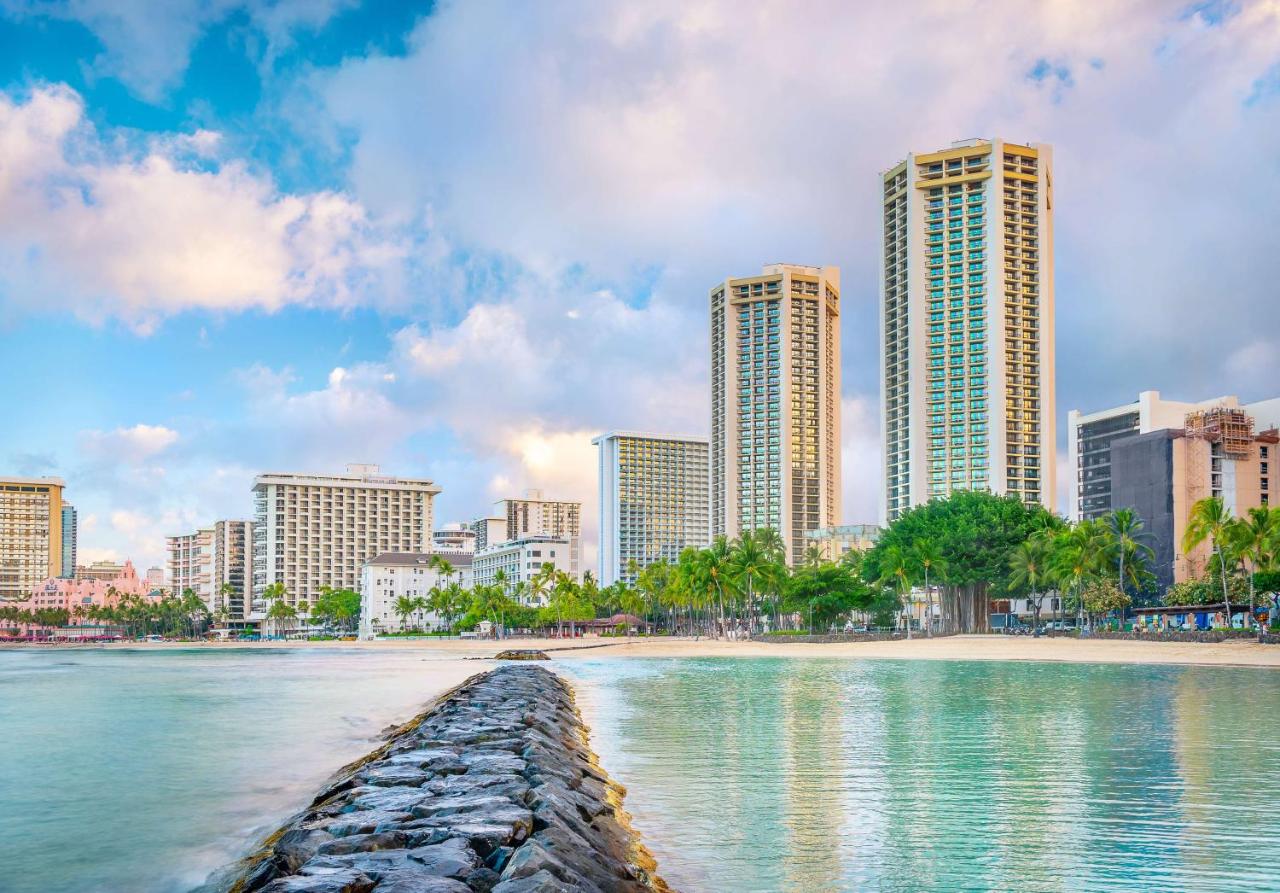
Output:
left=711, top=138, right=1056, bottom=558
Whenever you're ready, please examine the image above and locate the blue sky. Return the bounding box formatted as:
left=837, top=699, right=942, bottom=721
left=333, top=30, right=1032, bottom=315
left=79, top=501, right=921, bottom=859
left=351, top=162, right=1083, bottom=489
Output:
left=1, top=0, right=1278, bottom=570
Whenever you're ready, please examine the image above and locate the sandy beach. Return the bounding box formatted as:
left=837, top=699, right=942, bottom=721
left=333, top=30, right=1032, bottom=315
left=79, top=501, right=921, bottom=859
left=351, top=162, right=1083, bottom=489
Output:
left=35, top=633, right=1280, bottom=668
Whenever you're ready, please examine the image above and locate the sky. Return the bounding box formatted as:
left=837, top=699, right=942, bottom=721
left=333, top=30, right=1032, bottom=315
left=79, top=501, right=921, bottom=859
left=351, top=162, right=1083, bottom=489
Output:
left=1, top=0, right=1278, bottom=573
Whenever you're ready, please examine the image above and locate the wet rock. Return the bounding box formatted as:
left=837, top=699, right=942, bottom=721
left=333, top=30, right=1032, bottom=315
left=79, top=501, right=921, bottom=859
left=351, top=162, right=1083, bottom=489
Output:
left=209, top=667, right=668, bottom=893
left=494, top=650, right=550, bottom=660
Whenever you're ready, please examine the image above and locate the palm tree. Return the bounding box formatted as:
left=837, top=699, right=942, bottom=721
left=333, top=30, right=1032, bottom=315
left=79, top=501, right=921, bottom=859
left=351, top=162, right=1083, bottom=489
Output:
left=1009, top=535, right=1053, bottom=632
left=698, top=536, right=734, bottom=638
left=879, top=543, right=911, bottom=637
left=393, top=594, right=422, bottom=632
left=1053, top=521, right=1107, bottom=631
left=1183, top=497, right=1235, bottom=623
left=912, top=539, right=946, bottom=636
left=730, top=533, right=770, bottom=635
left=1231, top=506, right=1280, bottom=627
left=1105, top=508, right=1154, bottom=600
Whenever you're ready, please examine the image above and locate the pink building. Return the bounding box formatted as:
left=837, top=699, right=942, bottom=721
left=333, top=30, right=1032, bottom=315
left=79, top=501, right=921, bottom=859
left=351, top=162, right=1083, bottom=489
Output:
left=24, top=560, right=158, bottom=616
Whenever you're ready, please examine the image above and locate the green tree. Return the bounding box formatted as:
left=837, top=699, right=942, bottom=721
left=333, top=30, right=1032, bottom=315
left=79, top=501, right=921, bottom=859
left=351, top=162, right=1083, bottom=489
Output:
left=1008, top=534, right=1053, bottom=631
left=912, top=539, right=947, bottom=636
left=1105, top=508, right=1156, bottom=602
left=392, top=594, right=424, bottom=631
left=1183, top=497, right=1235, bottom=621
left=266, top=598, right=297, bottom=637
left=783, top=562, right=875, bottom=631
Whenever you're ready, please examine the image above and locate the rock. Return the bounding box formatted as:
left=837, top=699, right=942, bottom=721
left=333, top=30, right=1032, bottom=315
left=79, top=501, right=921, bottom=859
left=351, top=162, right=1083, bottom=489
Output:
left=258, top=865, right=375, bottom=893
left=211, top=667, right=666, bottom=893
left=407, top=836, right=481, bottom=877
left=494, top=650, right=550, bottom=661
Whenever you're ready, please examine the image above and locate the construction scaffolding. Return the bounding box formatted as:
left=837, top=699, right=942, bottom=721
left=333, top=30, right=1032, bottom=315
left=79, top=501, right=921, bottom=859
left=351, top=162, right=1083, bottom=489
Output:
left=1184, top=406, right=1255, bottom=460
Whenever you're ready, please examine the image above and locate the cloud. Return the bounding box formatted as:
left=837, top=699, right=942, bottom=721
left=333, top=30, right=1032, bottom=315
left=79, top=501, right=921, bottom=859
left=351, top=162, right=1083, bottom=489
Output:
left=79, top=423, right=179, bottom=463
left=841, top=396, right=881, bottom=524
left=0, top=85, right=407, bottom=330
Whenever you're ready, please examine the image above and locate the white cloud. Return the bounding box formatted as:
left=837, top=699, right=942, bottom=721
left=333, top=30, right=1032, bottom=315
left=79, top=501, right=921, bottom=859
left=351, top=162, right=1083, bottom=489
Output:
left=841, top=396, right=881, bottom=524
left=79, top=423, right=179, bottom=463
left=0, top=86, right=406, bottom=329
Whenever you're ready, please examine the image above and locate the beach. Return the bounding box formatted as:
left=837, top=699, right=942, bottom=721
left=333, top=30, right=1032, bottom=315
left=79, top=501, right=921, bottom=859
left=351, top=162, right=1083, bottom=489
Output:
left=32, top=632, right=1280, bottom=668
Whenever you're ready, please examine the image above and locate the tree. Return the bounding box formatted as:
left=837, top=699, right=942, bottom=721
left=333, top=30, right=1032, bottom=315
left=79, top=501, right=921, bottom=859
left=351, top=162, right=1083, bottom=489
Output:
left=729, top=532, right=772, bottom=635
left=1105, top=508, right=1156, bottom=602
left=313, top=587, right=361, bottom=634
left=783, top=562, right=875, bottom=631
left=266, top=598, right=297, bottom=637
left=1183, top=497, right=1235, bottom=622
left=393, top=595, right=424, bottom=632
left=912, top=539, right=947, bottom=636
left=1008, top=534, right=1053, bottom=631
left=877, top=543, right=912, bottom=636
left=1229, top=507, right=1280, bottom=627
left=863, top=491, right=1063, bottom=633
left=1052, top=520, right=1109, bottom=631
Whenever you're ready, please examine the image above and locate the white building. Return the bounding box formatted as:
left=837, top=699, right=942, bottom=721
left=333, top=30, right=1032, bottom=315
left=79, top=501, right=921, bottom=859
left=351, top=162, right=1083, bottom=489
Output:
left=1067, top=391, right=1280, bottom=521
left=467, top=516, right=507, bottom=552
left=167, top=519, right=255, bottom=620
left=593, top=431, right=710, bottom=586
left=492, top=491, right=581, bottom=576
left=433, top=524, right=477, bottom=553
left=472, top=535, right=574, bottom=606
left=881, top=139, right=1056, bottom=522
left=358, top=551, right=473, bottom=638
left=710, top=264, right=842, bottom=565
left=252, top=464, right=440, bottom=613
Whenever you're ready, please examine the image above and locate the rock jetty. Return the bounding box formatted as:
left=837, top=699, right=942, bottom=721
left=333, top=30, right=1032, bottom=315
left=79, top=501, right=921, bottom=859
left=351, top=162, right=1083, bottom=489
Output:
left=207, top=665, right=669, bottom=893
left=493, top=650, right=550, bottom=661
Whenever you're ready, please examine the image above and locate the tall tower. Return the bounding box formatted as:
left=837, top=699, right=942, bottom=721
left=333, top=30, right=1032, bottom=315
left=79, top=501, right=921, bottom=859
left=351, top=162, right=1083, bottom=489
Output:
left=710, top=264, right=841, bottom=565
left=881, top=139, right=1055, bottom=522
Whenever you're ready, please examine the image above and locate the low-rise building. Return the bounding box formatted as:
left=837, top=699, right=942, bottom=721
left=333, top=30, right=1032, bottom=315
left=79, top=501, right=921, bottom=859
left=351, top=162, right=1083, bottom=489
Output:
left=75, top=560, right=127, bottom=582
left=358, top=552, right=473, bottom=637
left=25, top=560, right=157, bottom=615
left=802, top=524, right=881, bottom=562
left=472, top=535, right=574, bottom=606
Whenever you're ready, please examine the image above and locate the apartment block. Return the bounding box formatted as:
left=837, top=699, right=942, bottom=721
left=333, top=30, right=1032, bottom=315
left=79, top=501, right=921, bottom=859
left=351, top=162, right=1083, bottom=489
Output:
left=710, top=264, right=841, bottom=565
left=0, top=476, right=64, bottom=600
left=60, top=504, right=77, bottom=579
left=1067, top=391, right=1280, bottom=521
left=881, top=139, right=1055, bottom=522
left=472, top=535, right=573, bottom=605
left=358, top=551, right=474, bottom=637
left=493, top=491, right=580, bottom=578
left=467, top=516, right=507, bottom=552
left=76, top=560, right=126, bottom=582
left=252, top=464, right=439, bottom=612
left=593, top=431, right=710, bottom=586
left=803, top=524, right=881, bottom=563
left=167, top=527, right=214, bottom=604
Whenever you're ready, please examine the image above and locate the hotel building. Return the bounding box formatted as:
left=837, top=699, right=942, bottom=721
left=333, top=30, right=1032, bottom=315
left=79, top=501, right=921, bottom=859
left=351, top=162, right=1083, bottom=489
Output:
left=467, top=516, right=507, bottom=552
left=0, top=476, right=65, bottom=600
left=803, top=524, right=881, bottom=563
left=472, top=535, right=573, bottom=605
left=359, top=551, right=474, bottom=637
left=593, top=431, right=710, bottom=586
left=710, top=264, right=841, bottom=565
left=881, top=139, right=1055, bottom=521
left=492, top=491, right=581, bottom=578
left=1068, top=391, right=1280, bottom=521
left=60, top=504, right=77, bottom=579
left=76, top=560, right=126, bottom=581
left=252, top=465, right=439, bottom=612
left=167, top=527, right=214, bottom=603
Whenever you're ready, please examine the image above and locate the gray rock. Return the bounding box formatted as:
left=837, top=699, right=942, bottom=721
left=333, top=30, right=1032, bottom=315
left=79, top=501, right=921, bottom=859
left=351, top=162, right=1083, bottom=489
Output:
left=406, top=836, right=480, bottom=878
left=258, top=865, right=375, bottom=893
left=373, top=872, right=472, bottom=893
left=314, top=830, right=407, bottom=855
left=490, top=868, right=582, bottom=892
left=359, top=764, right=433, bottom=787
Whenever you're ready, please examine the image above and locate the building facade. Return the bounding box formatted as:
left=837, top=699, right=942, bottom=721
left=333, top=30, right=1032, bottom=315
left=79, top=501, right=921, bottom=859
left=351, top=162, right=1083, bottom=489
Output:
left=212, top=520, right=254, bottom=620
left=167, top=527, right=214, bottom=604
left=252, top=465, right=440, bottom=612
left=432, top=524, right=477, bottom=553
left=0, top=476, right=65, bottom=600
left=493, top=492, right=581, bottom=579
left=472, top=535, right=573, bottom=605
left=60, top=504, right=77, bottom=579
left=467, top=516, right=507, bottom=552
left=145, top=566, right=165, bottom=588
left=710, top=264, right=841, bottom=565
left=26, top=560, right=156, bottom=615
left=593, top=431, right=710, bottom=586
left=802, top=524, right=881, bottom=562
left=75, top=560, right=126, bottom=581
left=1067, top=391, right=1280, bottom=521
left=358, top=552, right=474, bottom=637
left=881, top=139, right=1055, bottom=522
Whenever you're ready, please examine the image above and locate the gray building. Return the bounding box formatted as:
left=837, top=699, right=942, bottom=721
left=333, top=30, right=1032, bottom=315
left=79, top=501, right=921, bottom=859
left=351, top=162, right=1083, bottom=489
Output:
left=1110, top=431, right=1178, bottom=594
left=60, top=504, right=77, bottom=579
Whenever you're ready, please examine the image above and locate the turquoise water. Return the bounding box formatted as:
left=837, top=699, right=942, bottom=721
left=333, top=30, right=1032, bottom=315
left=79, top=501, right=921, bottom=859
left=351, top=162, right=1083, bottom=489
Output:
left=3, top=650, right=1279, bottom=893
left=563, top=658, right=1280, bottom=893
left=0, top=647, right=478, bottom=893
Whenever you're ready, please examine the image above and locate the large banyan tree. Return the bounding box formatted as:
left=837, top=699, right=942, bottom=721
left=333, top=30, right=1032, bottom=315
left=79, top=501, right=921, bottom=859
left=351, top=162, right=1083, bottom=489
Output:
left=861, top=491, right=1062, bottom=633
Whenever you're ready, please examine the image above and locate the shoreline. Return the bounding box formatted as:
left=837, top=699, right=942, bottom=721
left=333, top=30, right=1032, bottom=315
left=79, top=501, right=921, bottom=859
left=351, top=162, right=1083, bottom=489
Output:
left=7, top=633, right=1280, bottom=668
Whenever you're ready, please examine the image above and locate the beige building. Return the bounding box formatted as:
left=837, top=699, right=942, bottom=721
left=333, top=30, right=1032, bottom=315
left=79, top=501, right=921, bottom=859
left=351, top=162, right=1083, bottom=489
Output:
left=0, top=476, right=64, bottom=600
left=881, top=139, right=1055, bottom=522
left=75, top=560, right=127, bottom=582
left=252, top=464, right=440, bottom=612
left=710, top=264, right=842, bottom=565
left=802, top=524, right=881, bottom=562
left=493, top=491, right=580, bottom=578
left=167, top=527, right=214, bottom=602
left=594, top=431, right=710, bottom=586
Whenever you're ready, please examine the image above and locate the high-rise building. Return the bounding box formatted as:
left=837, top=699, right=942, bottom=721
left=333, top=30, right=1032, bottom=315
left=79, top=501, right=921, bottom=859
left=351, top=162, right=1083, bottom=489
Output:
left=881, top=139, right=1055, bottom=522
left=1068, top=391, right=1280, bottom=521
left=60, top=504, right=76, bottom=579
left=710, top=264, right=841, bottom=565
left=493, top=491, right=581, bottom=578
left=467, top=516, right=507, bottom=552
left=212, top=520, right=253, bottom=620
left=167, top=527, right=214, bottom=603
left=252, top=464, right=440, bottom=612
left=0, top=476, right=65, bottom=599
left=593, top=431, right=710, bottom=586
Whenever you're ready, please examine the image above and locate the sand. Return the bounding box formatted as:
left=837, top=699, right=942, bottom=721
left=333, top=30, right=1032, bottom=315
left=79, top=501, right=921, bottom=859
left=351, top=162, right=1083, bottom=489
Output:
left=53, top=633, right=1280, bottom=668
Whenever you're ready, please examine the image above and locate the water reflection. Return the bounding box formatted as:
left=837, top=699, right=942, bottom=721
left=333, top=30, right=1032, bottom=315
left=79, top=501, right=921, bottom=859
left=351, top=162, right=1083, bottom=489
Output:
left=566, top=658, right=1280, bottom=893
